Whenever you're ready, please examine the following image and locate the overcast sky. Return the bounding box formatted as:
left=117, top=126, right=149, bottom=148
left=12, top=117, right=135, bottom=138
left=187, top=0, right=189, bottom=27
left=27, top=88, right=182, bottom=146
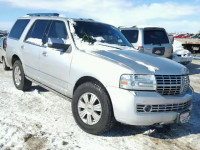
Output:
left=0, top=0, right=200, bottom=33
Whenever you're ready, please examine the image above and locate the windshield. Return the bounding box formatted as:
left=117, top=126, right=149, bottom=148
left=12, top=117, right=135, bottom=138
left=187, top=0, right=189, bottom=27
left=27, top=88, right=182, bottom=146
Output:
left=144, top=29, right=169, bottom=45
left=69, top=20, right=133, bottom=51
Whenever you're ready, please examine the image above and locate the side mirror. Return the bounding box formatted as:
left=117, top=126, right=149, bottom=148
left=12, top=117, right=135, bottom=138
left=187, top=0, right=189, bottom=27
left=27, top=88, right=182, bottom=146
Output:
left=48, top=38, right=70, bottom=51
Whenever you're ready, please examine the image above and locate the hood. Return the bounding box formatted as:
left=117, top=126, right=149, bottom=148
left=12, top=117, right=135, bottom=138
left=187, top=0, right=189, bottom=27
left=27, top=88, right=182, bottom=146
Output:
left=93, top=50, right=188, bottom=75
left=173, top=49, right=190, bottom=55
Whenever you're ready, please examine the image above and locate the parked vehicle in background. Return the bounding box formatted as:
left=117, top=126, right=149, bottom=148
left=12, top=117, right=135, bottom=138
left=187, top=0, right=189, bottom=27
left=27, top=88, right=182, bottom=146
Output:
left=176, top=38, right=200, bottom=55
left=191, top=33, right=200, bottom=39
left=0, top=36, right=10, bottom=70
left=6, top=13, right=193, bottom=135
left=172, top=40, right=193, bottom=65
left=119, top=26, right=173, bottom=58
left=174, top=34, right=190, bottom=39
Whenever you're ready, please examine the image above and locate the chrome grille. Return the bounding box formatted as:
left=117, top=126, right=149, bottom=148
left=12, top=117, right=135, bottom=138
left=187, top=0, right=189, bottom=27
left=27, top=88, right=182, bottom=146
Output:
left=137, top=101, right=191, bottom=113
left=155, top=75, right=189, bottom=95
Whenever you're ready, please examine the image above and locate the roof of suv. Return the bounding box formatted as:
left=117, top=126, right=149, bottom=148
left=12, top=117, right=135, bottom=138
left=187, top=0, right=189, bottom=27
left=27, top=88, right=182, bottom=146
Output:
left=21, top=13, right=96, bottom=22
left=119, top=25, right=164, bottom=30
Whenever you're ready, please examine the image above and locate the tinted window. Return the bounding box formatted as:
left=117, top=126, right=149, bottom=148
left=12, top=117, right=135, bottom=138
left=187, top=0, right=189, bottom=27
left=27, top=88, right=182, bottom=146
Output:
left=25, top=20, right=50, bottom=46
left=121, top=30, right=138, bottom=43
left=144, top=29, right=169, bottom=44
left=9, top=19, right=30, bottom=40
left=48, top=21, right=67, bottom=39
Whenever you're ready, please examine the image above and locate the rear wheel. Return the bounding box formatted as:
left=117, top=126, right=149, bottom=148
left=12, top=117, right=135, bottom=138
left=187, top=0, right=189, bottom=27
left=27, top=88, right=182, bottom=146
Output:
left=72, top=82, right=115, bottom=135
left=2, top=57, right=9, bottom=70
left=13, top=60, right=32, bottom=91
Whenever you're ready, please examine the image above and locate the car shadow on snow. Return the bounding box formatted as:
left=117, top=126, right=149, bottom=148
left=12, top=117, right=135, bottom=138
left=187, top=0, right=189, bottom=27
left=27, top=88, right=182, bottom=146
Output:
left=28, top=85, right=48, bottom=93
left=187, top=61, right=200, bottom=75
left=103, top=92, right=200, bottom=140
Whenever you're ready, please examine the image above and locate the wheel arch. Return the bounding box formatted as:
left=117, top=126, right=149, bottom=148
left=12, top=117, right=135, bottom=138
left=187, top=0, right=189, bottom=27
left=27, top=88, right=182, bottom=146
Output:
left=12, top=55, right=21, bottom=66
left=74, top=76, right=105, bottom=94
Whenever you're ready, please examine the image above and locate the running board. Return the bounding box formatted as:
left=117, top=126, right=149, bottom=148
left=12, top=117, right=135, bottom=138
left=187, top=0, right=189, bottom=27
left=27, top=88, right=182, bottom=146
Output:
left=26, top=76, right=72, bottom=102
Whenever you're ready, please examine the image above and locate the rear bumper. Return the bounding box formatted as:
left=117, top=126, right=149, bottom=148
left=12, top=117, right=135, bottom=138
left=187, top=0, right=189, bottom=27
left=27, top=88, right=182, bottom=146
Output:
left=107, top=86, right=193, bottom=125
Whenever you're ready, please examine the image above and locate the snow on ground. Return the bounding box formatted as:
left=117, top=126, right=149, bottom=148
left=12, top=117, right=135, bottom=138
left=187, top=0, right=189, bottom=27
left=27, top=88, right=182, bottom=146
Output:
left=0, top=61, right=200, bottom=150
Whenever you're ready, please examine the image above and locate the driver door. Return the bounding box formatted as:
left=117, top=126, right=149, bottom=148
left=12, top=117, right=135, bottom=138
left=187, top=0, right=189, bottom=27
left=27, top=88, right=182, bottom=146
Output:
left=39, top=20, right=73, bottom=95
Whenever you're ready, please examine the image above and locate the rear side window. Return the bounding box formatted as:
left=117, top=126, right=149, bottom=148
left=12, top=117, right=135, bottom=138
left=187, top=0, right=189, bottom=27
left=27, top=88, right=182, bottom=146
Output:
left=121, top=30, right=138, bottom=43
left=25, top=20, right=50, bottom=46
left=144, top=29, right=169, bottom=45
left=9, top=19, right=30, bottom=40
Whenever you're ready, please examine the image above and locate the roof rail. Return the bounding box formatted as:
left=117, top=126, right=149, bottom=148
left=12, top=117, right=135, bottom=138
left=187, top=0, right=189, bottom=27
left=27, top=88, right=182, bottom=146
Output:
left=118, top=25, right=137, bottom=29
left=27, top=13, right=60, bottom=17
left=79, top=18, right=94, bottom=21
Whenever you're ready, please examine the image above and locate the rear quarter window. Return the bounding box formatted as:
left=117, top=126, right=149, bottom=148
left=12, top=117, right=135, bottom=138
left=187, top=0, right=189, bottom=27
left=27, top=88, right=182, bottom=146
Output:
left=9, top=19, right=30, bottom=40
left=144, top=29, right=169, bottom=45
left=121, top=30, right=138, bottom=43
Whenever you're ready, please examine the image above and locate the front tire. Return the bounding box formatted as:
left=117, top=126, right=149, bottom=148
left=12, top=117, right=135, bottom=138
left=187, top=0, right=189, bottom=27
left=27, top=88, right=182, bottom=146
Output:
left=13, top=60, right=32, bottom=91
left=72, top=82, right=115, bottom=135
left=2, top=57, right=9, bottom=70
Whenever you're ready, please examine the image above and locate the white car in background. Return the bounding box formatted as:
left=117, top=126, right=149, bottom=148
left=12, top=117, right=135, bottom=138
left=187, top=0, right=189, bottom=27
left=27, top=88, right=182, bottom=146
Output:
left=172, top=40, right=193, bottom=65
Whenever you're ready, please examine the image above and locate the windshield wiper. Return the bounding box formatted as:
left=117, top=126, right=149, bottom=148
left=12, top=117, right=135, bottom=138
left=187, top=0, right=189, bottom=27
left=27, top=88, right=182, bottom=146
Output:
left=97, top=43, right=121, bottom=50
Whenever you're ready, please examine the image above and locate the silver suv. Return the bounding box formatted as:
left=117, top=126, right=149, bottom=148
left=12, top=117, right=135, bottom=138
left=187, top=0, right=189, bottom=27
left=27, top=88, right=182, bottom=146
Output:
left=119, top=26, right=173, bottom=58
left=6, top=13, right=193, bottom=134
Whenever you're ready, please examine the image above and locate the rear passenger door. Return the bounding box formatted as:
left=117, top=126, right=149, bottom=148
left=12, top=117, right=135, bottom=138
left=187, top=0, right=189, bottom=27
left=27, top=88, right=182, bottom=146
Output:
left=22, top=20, right=50, bottom=80
left=39, top=20, right=73, bottom=95
left=7, top=19, right=30, bottom=67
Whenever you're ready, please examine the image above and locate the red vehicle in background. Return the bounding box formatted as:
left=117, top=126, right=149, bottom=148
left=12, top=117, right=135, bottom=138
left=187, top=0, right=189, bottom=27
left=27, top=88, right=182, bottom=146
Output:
left=174, top=34, right=190, bottom=39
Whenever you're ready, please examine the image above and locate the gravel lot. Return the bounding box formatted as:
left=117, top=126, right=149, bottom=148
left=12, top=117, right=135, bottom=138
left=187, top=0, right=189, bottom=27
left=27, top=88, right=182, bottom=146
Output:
left=0, top=60, right=200, bottom=150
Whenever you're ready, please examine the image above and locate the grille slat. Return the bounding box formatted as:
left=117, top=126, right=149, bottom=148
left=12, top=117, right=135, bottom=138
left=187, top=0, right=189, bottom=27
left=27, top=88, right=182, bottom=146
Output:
left=155, top=75, right=189, bottom=95
left=137, top=101, right=191, bottom=113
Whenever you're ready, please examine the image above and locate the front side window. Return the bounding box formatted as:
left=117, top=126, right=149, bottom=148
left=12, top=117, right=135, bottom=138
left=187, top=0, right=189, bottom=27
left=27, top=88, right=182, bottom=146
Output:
left=144, top=29, right=169, bottom=45
left=48, top=21, right=68, bottom=39
left=69, top=20, right=133, bottom=51
left=9, top=19, right=30, bottom=40
left=25, top=20, right=50, bottom=46
left=121, top=30, right=138, bottom=43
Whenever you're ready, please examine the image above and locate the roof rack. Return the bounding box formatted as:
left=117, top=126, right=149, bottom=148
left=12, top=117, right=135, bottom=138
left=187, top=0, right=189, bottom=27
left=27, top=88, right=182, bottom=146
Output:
left=79, top=18, right=94, bottom=21
left=118, top=25, right=137, bottom=29
left=27, top=13, right=60, bottom=17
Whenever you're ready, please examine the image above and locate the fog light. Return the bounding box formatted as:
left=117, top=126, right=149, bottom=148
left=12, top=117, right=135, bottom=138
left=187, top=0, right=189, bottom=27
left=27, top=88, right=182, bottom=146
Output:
left=144, top=105, right=152, bottom=112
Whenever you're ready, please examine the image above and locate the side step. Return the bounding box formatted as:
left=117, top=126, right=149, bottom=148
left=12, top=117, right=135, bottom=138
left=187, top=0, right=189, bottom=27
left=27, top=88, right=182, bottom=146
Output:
left=26, top=76, right=72, bottom=102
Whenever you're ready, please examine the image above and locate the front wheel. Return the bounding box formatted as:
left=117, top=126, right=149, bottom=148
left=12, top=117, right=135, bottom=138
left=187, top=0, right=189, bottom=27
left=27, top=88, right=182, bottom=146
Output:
left=13, top=60, right=32, bottom=91
left=72, top=82, right=115, bottom=135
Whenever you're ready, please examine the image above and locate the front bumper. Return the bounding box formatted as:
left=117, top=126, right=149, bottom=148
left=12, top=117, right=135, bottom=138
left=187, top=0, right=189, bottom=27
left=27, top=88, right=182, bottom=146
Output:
left=107, top=86, right=193, bottom=126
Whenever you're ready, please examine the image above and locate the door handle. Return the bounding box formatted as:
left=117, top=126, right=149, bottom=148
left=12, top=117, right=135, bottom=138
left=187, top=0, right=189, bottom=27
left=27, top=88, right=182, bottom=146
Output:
left=21, top=45, right=25, bottom=50
left=42, top=51, right=48, bottom=57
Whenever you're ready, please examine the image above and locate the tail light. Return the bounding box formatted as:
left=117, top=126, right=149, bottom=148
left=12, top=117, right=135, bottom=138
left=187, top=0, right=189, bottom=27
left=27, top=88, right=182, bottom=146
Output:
left=3, top=39, right=7, bottom=49
left=137, top=46, right=144, bottom=51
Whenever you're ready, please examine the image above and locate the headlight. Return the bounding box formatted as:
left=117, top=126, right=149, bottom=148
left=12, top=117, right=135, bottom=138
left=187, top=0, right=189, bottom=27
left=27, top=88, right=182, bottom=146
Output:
left=120, top=74, right=157, bottom=90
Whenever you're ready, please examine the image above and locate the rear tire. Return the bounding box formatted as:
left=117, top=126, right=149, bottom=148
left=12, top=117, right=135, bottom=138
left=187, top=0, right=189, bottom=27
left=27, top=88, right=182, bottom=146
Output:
left=72, top=82, right=115, bottom=135
left=13, top=60, right=32, bottom=91
left=2, top=57, right=9, bottom=70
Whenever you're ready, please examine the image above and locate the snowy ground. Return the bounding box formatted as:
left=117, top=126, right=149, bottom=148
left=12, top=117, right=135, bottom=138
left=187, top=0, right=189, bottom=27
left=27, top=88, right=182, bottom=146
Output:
left=0, top=60, right=200, bottom=150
